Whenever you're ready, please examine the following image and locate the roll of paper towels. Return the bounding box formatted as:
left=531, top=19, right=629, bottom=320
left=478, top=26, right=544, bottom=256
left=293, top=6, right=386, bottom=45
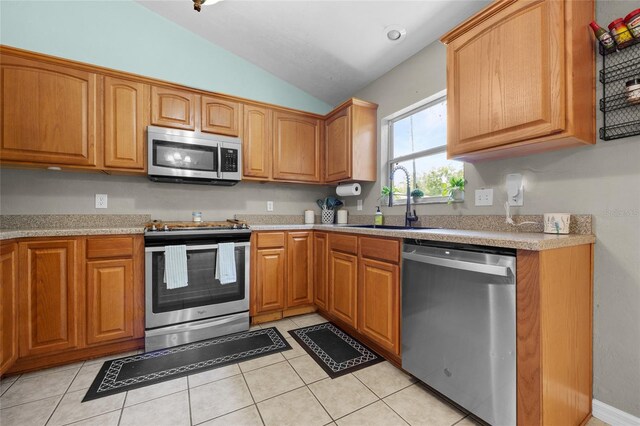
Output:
left=336, top=183, right=361, bottom=197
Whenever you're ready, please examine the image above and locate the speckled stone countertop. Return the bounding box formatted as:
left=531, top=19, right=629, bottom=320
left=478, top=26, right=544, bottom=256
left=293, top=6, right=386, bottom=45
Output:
left=0, top=214, right=149, bottom=240
left=250, top=224, right=595, bottom=251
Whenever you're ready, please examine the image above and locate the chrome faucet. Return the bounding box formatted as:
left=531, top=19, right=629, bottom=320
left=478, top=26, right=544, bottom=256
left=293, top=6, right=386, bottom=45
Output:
left=389, top=165, right=419, bottom=228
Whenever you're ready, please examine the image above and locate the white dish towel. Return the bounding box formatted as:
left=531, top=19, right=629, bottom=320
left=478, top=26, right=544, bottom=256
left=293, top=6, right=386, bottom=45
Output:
left=164, top=245, right=189, bottom=289
left=215, top=242, right=236, bottom=285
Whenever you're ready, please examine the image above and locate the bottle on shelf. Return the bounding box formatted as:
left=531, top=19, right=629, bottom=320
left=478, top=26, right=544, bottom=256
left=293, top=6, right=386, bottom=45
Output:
left=590, top=21, right=615, bottom=50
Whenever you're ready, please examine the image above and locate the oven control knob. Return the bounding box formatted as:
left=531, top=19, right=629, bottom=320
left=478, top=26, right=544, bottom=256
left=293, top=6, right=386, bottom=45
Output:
left=233, top=224, right=238, bottom=229
left=151, top=224, right=157, bottom=231
left=163, top=225, right=170, bottom=232
left=242, top=223, right=248, bottom=229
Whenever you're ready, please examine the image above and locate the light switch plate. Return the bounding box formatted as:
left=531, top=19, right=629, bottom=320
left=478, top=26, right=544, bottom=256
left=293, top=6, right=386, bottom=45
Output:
left=267, top=201, right=274, bottom=212
left=95, top=194, right=108, bottom=209
left=475, top=189, right=493, bottom=206
left=357, top=200, right=363, bottom=211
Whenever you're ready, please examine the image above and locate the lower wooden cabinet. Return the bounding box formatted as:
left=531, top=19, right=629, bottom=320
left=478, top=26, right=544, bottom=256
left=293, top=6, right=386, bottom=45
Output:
left=18, top=239, right=82, bottom=358
left=1, top=235, right=144, bottom=376
left=358, top=258, right=400, bottom=354
left=86, top=259, right=135, bottom=345
left=313, top=232, right=329, bottom=310
left=254, top=247, right=286, bottom=313
left=287, top=232, right=313, bottom=307
left=328, top=250, right=358, bottom=328
left=1, top=242, right=18, bottom=375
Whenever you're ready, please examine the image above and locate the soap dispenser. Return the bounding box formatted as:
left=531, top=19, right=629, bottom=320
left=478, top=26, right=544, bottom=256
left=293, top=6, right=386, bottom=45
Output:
left=374, top=206, right=384, bottom=225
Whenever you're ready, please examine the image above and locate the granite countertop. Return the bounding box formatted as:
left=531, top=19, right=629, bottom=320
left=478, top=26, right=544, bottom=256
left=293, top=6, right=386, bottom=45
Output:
left=0, top=226, right=145, bottom=240
left=251, top=224, right=595, bottom=251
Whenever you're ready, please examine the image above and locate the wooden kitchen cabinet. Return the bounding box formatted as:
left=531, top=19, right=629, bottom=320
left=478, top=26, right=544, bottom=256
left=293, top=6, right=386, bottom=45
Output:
left=243, top=104, right=272, bottom=179
left=201, top=95, right=242, bottom=136
left=18, top=239, right=82, bottom=358
left=441, top=0, right=595, bottom=161
left=151, top=86, right=197, bottom=130
left=358, top=258, right=400, bottom=355
left=325, top=99, right=377, bottom=183
left=286, top=232, right=313, bottom=308
left=272, top=111, right=322, bottom=182
left=103, top=76, right=149, bottom=171
left=1, top=242, right=18, bottom=375
left=328, top=250, right=358, bottom=328
left=85, top=236, right=143, bottom=346
left=313, top=232, right=329, bottom=310
left=0, top=55, right=99, bottom=166
left=253, top=232, right=287, bottom=314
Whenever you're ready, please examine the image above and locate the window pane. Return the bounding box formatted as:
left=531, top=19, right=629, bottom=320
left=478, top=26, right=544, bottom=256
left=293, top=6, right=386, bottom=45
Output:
left=391, top=153, right=463, bottom=199
left=392, top=99, right=447, bottom=158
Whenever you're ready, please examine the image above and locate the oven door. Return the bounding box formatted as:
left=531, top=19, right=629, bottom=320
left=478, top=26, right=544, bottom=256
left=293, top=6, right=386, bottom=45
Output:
left=145, top=242, right=250, bottom=329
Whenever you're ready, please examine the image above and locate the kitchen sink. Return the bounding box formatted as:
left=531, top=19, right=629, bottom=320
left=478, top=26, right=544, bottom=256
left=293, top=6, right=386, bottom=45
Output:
left=349, top=225, right=439, bottom=230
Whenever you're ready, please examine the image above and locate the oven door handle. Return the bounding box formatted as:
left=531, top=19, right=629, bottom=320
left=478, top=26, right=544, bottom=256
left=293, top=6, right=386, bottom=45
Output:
left=145, top=242, right=251, bottom=253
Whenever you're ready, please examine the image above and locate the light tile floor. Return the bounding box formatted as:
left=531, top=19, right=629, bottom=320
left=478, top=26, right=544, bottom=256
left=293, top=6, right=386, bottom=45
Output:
left=0, top=313, right=610, bottom=426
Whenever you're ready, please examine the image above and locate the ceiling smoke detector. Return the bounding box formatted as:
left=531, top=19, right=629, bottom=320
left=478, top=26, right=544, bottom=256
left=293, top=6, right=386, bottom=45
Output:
left=385, top=25, right=407, bottom=42
left=193, top=0, right=223, bottom=12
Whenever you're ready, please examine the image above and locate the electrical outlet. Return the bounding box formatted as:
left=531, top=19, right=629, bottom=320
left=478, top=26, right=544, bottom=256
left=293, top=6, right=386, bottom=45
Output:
left=95, top=194, right=108, bottom=209
left=357, top=200, right=363, bottom=211
left=267, top=201, right=274, bottom=212
left=475, top=189, right=493, bottom=206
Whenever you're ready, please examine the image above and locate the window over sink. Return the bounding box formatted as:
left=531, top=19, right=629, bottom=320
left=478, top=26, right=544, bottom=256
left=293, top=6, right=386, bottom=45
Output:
left=387, top=93, right=464, bottom=205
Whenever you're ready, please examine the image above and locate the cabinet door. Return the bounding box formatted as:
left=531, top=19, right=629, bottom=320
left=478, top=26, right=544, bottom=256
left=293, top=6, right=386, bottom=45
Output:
left=287, top=232, right=313, bottom=308
left=313, top=232, right=329, bottom=310
left=447, top=0, right=565, bottom=156
left=104, top=76, right=148, bottom=170
left=329, top=250, right=358, bottom=328
left=86, top=259, right=135, bottom=345
left=151, top=86, right=196, bottom=130
left=18, top=239, right=81, bottom=357
left=0, top=55, right=98, bottom=166
left=325, top=106, right=352, bottom=182
left=243, top=105, right=272, bottom=179
left=201, top=96, right=241, bottom=136
left=255, top=247, right=286, bottom=313
left=1, top=242, right=18, bottom=375
left=272, top=111, right=321, bottom=182
left=358, top=258, right=400, bottom=354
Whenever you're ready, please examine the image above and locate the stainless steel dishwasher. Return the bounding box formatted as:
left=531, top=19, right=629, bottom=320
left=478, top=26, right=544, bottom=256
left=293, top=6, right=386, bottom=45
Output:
left=401, top=240, right=516, bottom=426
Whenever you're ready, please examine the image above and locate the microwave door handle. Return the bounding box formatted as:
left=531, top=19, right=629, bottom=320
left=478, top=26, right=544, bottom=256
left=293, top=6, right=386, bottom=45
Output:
left=217, top=145, right=222, bottom=178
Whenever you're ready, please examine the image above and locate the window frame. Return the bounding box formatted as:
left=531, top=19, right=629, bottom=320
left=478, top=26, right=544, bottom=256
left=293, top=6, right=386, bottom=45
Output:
left=387, top=93, right=460, bottom=206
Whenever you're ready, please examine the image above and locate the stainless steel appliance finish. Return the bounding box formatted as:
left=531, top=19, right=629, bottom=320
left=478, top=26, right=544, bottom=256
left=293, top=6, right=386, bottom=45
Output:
left=401, top=240, right=516, bottom=426
left=144, top=227, right=251, bottom=351
left=147, top=125, right=242, bottom=185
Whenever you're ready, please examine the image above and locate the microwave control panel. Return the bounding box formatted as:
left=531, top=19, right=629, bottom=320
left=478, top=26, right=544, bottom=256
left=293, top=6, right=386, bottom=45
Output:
left=221, top=148, right=238, bottom=172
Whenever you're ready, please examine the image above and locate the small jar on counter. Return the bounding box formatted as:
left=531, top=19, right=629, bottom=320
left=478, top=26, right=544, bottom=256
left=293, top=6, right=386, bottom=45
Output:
left=192, top=211, right=203, bottom=222
left=609, top=18, right=634, bottom=46
left=626, top=79, right=640, bottom=105
left=625, top=8, right=640, bottom=38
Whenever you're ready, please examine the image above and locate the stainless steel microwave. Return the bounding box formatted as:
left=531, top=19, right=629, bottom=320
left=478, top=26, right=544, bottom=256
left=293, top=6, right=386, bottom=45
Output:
left=147, top=126, right=242, bottom=186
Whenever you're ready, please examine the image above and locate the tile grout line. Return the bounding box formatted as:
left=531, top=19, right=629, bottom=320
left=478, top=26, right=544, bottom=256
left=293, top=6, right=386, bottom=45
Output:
left=350, top=373, right=414, bottom=426
left=238, top=371, right=267, bottom=426
left=186, top=376, right=194, bottom=426
left=0, top=375, right=21, bottom=397
left=44, top=361, right=86, bottom=426
left=284, top=355, right=334, bottom=422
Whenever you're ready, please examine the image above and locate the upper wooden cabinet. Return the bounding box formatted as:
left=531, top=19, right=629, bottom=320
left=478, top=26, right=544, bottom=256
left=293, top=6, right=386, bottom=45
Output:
left=441, top=0, right=595, bottom=161
left=18, top=239, right=82, bottom=358
left=325, top=99, right=378, bottom=183
left=286, top=232, right=313, bottom=308
left=103, top=77, right=149, bottom=171
left=1, top=242, right=18, bottom=375
left=243, top=104, right=272, bottom=179
left=0, top=55, right=99, bottom=166
left=201, top=96, right=241, bottom=136
left=151, top=86, right=196, bottom=130
left=272, top=111, right=322, bottom=182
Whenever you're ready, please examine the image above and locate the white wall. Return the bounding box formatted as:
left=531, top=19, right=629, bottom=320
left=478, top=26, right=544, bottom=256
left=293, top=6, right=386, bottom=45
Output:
left=0, top=169, right=331, bottom=220
left=353, top=0, right=640, bottom=417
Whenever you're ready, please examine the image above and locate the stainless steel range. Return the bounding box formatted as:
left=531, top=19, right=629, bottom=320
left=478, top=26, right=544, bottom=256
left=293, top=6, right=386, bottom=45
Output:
left=144, top=220, right=251, bottom=351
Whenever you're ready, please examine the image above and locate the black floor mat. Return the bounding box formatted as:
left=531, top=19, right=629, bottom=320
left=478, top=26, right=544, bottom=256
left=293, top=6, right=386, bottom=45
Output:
left=83, top=327, right=290, bottom=402
left=288, top=322, right=383, bottom=378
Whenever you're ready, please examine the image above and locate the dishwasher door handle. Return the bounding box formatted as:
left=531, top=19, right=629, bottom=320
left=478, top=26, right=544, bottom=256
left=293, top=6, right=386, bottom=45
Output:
left=402, top=251, right=512, bottom=277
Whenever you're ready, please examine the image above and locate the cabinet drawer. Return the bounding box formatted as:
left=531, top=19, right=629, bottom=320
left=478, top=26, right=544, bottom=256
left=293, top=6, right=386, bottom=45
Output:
left=329, top=233, right=358, bottom=255
left=256, top=232, right=285, bottom=249
left=86, top=237, right=134, bottom=259
left=359, top=237, right=400, bottom=264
